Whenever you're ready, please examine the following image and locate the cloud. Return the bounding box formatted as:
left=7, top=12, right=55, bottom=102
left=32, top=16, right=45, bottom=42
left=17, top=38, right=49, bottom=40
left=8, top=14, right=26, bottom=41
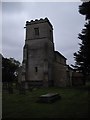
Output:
left=2, top=2, right=85, bottom=65
left=2, top=3, right=26, bottom=62
left=2, top=2, right=23, bottom=14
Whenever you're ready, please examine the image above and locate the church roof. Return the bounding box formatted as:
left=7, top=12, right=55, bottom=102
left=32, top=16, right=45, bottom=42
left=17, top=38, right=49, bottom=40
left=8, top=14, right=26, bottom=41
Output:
left=54, top=51, right=67, bottom=60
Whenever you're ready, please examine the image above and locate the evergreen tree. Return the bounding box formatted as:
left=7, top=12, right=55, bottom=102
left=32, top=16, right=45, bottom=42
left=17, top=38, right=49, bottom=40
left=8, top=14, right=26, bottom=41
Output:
left=74, top=1, right=90, bottom=85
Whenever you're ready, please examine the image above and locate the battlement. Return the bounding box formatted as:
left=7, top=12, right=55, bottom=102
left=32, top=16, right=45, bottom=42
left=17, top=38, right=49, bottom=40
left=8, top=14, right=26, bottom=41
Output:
left=26, top=17, right=53, bottom=29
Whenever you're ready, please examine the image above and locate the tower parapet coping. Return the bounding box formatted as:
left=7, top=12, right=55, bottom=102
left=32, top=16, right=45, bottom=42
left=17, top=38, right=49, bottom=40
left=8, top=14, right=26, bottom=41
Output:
left=26, top=17, right=53, bottom=29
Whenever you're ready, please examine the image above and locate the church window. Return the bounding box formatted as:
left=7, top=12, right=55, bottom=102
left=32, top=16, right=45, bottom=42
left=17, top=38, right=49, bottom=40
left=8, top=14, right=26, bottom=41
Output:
left=35, top=67, right=38, bottom=73
left=50, top=30, right=52, bottom=39
left=34, top=28, right=39, bottom=36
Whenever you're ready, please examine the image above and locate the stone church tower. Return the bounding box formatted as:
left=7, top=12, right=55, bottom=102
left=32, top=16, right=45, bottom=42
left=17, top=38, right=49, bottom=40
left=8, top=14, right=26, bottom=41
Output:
left=22, top=18, right=55, bottom=87
left=18, top=18, right=83, bottom=87
left=19, top=18, right=69, bottom=88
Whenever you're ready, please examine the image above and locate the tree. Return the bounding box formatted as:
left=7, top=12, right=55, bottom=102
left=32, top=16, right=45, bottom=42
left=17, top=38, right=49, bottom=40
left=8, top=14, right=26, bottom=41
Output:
left=2, top=56, right=21, bottom=93
left=2, top=56, right=20, bottom=83
left=79, top=1, right=90, bottom=20
left=74, top=1, right=90, bottom=85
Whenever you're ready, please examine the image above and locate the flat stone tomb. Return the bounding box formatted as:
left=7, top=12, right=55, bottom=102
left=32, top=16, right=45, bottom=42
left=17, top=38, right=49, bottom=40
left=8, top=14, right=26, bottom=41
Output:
left=38, top=93, right=61, bottom=103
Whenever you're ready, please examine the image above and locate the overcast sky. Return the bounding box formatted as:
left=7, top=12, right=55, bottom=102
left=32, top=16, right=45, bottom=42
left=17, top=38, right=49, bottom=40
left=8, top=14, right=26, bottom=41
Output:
left=1, top=2, right=85, bottom=65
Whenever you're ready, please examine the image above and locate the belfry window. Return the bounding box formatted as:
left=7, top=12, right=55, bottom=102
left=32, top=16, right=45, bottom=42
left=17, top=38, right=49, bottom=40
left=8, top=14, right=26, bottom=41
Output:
left=34, top=28, right=39, bottom=36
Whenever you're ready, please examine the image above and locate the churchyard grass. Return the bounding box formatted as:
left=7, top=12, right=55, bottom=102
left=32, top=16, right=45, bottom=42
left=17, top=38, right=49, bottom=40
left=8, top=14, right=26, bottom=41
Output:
left=2, top=85, right=89, bottom=118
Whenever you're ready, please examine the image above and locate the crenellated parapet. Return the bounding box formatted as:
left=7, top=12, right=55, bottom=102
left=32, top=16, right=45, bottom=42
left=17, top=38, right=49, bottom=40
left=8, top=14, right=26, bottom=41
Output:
left=25, top=17, right=53, bottom=29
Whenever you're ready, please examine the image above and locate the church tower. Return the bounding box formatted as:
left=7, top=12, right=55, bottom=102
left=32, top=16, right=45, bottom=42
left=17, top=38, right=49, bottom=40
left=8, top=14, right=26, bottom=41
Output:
left=22, top=18, right=55, bottom=87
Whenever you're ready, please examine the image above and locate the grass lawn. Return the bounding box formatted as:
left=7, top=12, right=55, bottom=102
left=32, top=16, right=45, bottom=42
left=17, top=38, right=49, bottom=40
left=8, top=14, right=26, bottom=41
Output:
left=2, top=85, right=89, bottom=118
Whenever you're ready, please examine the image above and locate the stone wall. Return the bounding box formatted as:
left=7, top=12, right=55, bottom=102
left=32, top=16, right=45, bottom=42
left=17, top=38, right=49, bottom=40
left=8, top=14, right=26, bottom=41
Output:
left=53, top=51, right=67, bottom=87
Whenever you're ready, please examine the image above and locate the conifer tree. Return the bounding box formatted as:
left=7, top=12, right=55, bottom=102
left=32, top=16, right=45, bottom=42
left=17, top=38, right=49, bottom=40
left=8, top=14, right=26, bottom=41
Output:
left=74, top=1, right=90, bottom=85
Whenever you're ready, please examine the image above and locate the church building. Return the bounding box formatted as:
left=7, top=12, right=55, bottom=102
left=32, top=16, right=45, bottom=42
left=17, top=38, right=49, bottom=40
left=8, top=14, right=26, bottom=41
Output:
left=19, top=18, right=76, bottom=88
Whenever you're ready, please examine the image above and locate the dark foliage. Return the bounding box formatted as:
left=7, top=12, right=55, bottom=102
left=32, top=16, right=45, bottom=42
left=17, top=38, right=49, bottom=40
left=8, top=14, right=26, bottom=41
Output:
left=74, top=2, right=90, bottom=84
left=79, top=1, right=90, bottom=20
left=2, top=56, right=20, bottom=83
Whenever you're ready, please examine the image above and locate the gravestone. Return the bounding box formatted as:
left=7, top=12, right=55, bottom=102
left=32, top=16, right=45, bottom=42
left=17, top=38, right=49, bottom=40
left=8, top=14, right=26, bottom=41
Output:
left=37, top=93, right=61, bottom=103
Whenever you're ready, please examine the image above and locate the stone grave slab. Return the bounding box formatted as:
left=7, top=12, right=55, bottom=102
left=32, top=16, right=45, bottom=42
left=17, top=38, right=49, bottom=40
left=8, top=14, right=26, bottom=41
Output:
left=37, top=93, right=61, bottom=103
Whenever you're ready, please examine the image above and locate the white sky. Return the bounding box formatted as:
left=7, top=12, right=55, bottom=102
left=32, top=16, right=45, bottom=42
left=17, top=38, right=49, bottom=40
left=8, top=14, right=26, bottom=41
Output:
left=1, top=2, right=85, bottom=66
